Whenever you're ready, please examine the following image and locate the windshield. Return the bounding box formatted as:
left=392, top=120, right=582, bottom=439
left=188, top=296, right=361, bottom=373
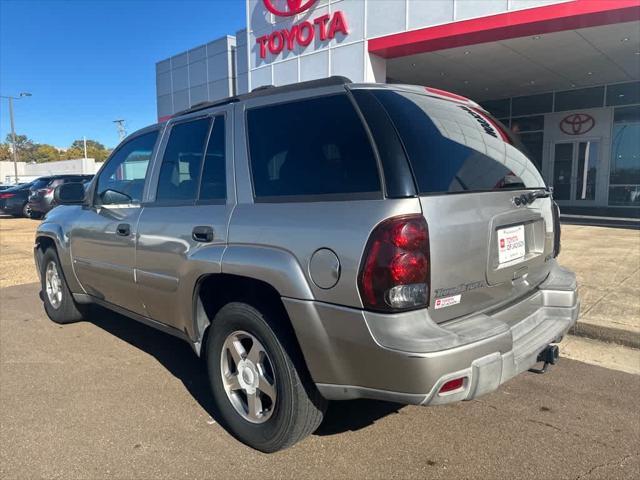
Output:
left=370, top=90, right=545, bottom=195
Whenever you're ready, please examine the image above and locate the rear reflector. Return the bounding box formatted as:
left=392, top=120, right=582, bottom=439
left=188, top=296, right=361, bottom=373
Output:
left=439, top=377, right=466, bottom=394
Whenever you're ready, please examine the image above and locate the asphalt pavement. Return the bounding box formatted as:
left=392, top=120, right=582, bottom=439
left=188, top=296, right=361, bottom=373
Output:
left=1, top=283, right=639, bottom=480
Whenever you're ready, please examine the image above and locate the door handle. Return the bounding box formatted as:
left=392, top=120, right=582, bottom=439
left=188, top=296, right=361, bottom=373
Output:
left=192, top=226, right=214, bottom=243
left=116, top=223, right=131, bottom=236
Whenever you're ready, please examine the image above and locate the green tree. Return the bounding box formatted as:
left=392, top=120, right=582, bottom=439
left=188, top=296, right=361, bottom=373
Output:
left=3, top=133, right=36, bottom=161
left=32, top=144, right=61, bottom=163
left=0, top=143, right=11, bottom=161
left=63, top=139, right=111, bottom=162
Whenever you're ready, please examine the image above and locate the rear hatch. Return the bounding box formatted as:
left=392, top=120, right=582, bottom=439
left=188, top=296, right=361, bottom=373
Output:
left=367, top=87, right=555, bottom=323
left=28, top=178, right=53, bottom=201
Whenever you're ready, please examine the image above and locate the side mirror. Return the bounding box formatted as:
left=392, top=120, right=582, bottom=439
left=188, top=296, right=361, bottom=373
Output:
left=54, top=182, right=85, bottom=205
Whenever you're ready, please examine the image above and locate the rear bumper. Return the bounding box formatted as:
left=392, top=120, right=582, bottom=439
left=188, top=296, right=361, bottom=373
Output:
left=285, top=259, right=579, bottom=405
left=0, top=199, right=24, bottom=215
left=28, top=198, right=50, bottom=214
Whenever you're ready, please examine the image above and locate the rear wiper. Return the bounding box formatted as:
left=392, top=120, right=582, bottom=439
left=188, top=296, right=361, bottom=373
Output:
left=525, top=189, right=551, bottom=203
left=513, top=189, right=550, bottom=206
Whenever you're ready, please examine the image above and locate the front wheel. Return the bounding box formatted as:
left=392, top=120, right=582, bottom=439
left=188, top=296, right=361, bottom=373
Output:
left=206, top=302, right=326, bottom=452
left=40, top=248, right=86, bottom=324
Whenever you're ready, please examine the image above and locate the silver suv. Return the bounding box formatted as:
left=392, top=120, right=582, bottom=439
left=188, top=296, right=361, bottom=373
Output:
left=34, top=77, right=579, bottom=452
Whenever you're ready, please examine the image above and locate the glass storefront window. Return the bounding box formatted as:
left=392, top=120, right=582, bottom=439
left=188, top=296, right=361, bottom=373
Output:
left=555, top=86, right=604, bottom=111
left=482, top=98, right=510, bottom=118
left=609, top=106, right=640, bottom=206
left=606, top=82, right=640, bottom=107
left=512, top=93, right=553, bottom=116
left=517, top=132, right=544, bottom=172
left=576, top=141, right=599, bottom=201
left=511, top=115, right=544, bottom=133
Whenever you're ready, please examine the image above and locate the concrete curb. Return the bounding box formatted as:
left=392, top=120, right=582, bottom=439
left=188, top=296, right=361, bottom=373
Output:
left=571, top=321, right=640, bottom=350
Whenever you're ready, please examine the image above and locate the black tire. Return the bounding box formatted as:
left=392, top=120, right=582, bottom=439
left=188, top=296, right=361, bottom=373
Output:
left=206, top=302, right=326, bottom=452
left=40, top=247, right=86, bottom=324
left=22, top=203, right=31, bottom=218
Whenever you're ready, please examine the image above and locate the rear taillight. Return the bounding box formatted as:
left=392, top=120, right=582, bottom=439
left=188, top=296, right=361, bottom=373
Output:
left=0, top=193, right=15, bottom=199
left=552, top=201, right=561, bottom=257
left=358, top=214, right=430, bottom=312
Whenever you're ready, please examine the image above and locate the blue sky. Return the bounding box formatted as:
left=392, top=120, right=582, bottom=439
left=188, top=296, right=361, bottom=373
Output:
left=0, top=0, right=245, bottom=149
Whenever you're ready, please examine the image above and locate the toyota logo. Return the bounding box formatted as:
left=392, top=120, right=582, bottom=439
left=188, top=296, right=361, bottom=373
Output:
left=263, top=0, right=317, bottom=17
left=559, top=113, right=595, bottom=136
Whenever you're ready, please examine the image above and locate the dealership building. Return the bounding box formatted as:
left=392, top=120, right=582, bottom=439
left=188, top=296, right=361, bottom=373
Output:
left=156, top=0, right=640, bottom=215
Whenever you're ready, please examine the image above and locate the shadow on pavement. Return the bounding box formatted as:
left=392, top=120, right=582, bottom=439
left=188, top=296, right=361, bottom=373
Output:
left=86, top=305, right=402, bottom=436
left=87, top=305, right=222, bottom=422
left=315, top=400, right=404, bottom=436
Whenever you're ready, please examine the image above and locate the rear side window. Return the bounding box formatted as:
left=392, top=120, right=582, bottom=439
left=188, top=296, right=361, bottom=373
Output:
left=247, top=94, right=380, bottom=199
left=31, top=179, right=51, bottom=190
left=199, top=116, right=226, bottom=201
left=371, top=90, right=545, bottom=194
left=156, top=117, right=211, bottom=202
left=63, top=177, right=86, bottom=184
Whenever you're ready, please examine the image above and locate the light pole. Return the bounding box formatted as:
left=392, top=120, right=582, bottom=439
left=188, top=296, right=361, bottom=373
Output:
left=1, top=92, right=32, bottom=184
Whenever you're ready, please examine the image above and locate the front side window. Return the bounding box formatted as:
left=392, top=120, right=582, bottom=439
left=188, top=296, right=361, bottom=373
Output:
left=156, top=117, right=211, bottom=202
left=370, top=90, right=545, bottom=194
left=247, top=94, right=380, bottom=199
left=96, top=131, right=158, bottom=205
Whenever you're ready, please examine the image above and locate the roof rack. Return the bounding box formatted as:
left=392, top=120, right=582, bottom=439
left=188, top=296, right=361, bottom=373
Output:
left=171, top=76, right=352, bottom=119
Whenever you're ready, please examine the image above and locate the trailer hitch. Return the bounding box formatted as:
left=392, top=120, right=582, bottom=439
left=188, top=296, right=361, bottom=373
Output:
left=529, top=344, right=559, bottom=374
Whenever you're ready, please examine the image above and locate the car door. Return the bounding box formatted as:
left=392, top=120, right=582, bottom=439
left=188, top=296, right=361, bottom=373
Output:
left=135, top=110, right=233, bottom=331
left=70, top=128, right=161, bottom=314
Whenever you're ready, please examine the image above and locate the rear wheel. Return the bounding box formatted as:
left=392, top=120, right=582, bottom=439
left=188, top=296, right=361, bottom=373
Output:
left=40, top=248, right=86, bottom=324
left=22, top=203, right=32, bottom=218
left=206, top=302, right=326, bottom=452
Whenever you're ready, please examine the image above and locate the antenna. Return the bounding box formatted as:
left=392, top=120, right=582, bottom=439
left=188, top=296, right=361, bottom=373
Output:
left=113, top=119, right=127, bottom=141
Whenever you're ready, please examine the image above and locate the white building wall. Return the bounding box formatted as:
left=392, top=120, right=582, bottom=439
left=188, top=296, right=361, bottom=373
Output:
left=0, top=161, right=26, bottom=184
left=156, top=36, right=237, bottom=119
left=244, top=0, right=570, bottom=91
left=153, top=0, right=571, bottom=114
left=1, top=159, right=102, bottom=185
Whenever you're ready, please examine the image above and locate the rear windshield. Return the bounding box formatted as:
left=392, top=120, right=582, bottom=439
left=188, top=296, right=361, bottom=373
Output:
left=370, top=90, right=545, bottom=195
left=30, top=178, right=52, bottom=189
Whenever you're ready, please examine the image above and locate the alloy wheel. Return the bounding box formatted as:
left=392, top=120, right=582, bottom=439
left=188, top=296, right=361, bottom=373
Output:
left=45, top=261, right=63, bottom=309
left=220, top=330, right=277, bottom=424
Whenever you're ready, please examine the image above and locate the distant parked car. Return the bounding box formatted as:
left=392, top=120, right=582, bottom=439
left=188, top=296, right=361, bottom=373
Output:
left=28, top=175, right=93, bottom=218
left=0, top=183, right=27, bottom=191
left=0, top=180, right=40, bottom=217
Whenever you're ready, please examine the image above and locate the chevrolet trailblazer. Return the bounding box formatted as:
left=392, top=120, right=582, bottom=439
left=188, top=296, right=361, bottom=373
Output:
left=34, top=77, right=579, bottom=452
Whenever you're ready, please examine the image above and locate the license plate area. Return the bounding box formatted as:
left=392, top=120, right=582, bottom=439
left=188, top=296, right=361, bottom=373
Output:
left=497, top=225, right=526, bottom=264
left=486, top=209, right=546, bottom=286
